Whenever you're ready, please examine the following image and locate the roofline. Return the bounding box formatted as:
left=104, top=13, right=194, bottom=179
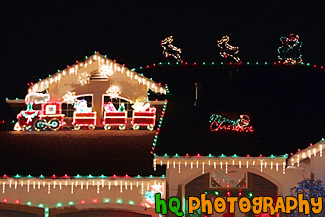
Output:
left=288, top=139, right=324, bottom=166
left=28, top=52, right=167, bottom=95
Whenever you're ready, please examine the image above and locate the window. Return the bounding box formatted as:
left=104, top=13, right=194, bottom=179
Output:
left=103, top=96, right=133, bottom=117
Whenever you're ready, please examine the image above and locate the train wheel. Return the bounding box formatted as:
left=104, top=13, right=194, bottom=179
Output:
left=147, top=124, right=154, bottom=131
left=26, top=126, right=32, bottom=131
left=133, top=124, right=139, bottom=130
left=119, top=124, right=126, bottom=130
left=74, top=124, right=80, bottom=131
left=21, top=125, right=27, bottom=131
left=104, top=124, right=111, bottom=130
left=48, top=119, right=61, bottom=131
left=34, top=119, right=47, bottom=131
left=88, top=124, right=95, bottom=130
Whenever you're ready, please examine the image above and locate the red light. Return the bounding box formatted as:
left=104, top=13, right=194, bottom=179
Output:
left=15, top=200, right=20, bottom=204
left=291, top=153, right=293, bottom=155
left=259, top=154, right=263, bottom=157
left=125, top=174, right=129, bottom=178
left=229, top=62, right=232, bottom=65
left=122, top=64, right=125, bottom=67
left=113, top=174, right=117, bottom=178
left=52, top=174, right=56, bottom=178
left=92, top=199, right=98, bottom=203
left=114, top=59, right=116, bottom=62
left=313, top=65, right=316, bottom=68
left=298, top=149, right=301, bottom=152
left=227, top=191, right=231, bottom=196
left=67, top=65, right=69, bottom=68
left=153, top=63, right=156, bottom=66
left=76, top=60, right=78, bottom=63
left=197, top=153, right=200, bottom=157
left=81, top=200, right=86, bottom=204
left=321, top=66, right=323, bottom=69
left=3, top=198, right=8, bottom=203
left=146, top=65, right=149, bottom=68
left=310, top=143, right=313, bottom=146
left=185, top=153, right=189, bottom=157
left=3, top=174, right=8, bottom=178
left=273, top=62, right=277, bottom=65
left=246, top=154, right=250, bottom=157
left=185, top=62, right=188, bottom=65
left=193, top=62, right=197, bottom=65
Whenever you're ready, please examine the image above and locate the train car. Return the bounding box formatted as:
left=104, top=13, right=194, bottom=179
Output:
left=103, top=111, right=127, bottom=130
left=34, top=102, right=65, bottom=131
left=72, top=99, right=96, bottom=130
left=131, top=107, right=156, bottom=130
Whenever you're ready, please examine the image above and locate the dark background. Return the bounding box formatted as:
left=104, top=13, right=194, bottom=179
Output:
left=1, top=1, right=325, bottom=158
left=1, top=0, right=324, bottom=103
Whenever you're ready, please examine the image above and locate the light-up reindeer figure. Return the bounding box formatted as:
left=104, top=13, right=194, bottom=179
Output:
left=161, top=36, right=182, bottom=62
left=217, top=35, right=241, bottom=62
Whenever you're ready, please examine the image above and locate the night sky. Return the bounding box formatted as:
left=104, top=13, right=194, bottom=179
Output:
left=1, top=1, right=325, bottom=101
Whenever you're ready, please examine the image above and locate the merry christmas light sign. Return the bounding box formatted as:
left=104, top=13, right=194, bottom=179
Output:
left=209, top=113, right=254, bottom=133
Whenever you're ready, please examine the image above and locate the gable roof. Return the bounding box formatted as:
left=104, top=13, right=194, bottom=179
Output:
left=28, top=53, right=167, bottom=95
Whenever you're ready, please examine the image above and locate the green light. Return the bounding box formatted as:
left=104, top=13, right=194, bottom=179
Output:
left=232, top=154, right=237, bottom=157
left=270, top=154, right=275, bottom=158
left=39, top=175, right=45, bottom=178
left=75, top=174, right=81, bottom=178
left=246, top=62, right=250, bottom=65
left=248, top=192, right=253, bottom=198
left=68, top=201, right=74, bottom=205
left=116, top=199, right=122, bottom=204
left=104, top=198, right=110, bottom=203
left=211, top=62, right=215, bottom=64
left=256, top=62, right=259, bottom=65
left=208, top=154, right=213, bottom=157
left=88, top=174, right=93, bottom=178
left=38, top=204, right=44, bottom=208
left=45, top=214, right=49, bottom=217
left=27, top=201, right=32, bottom=206
left=159, top=62, right=162, bottom=65
left=164, top=153, right=168, bottom=157
left=27, top=174, right=33, bottom=178
left=137, top=175, right=142, bottom=178
left=15, top=98, right=19, bottom=100
left=214, top=191, right=219, bottom=195
left=100, top=174, right=106, bottom=178
left=14, top=174, right=21, bottom=178
left=139, top=67, right=143, bottom=69
left=221, top=62, right=224, bottom=65
left=129, top=200, right=134, bottom=205
left=204, top=191, right=208, bottom=194
left=56, top=202, right=62, bottom=207
left=131, top=68, right=135, bottom=71
left=5, top=98, right=9, bottom=100
left=202, top=62, right=206, bottom=65
left=39, top=79, right=42, bottom=81
left=220, top=154, right=225, bottom=157
left=306, top=63, right=310, bottom=66
left=176, top=62, right=179, bottom=65
left=45, top=207, right=49, bottom=212
left=174, top=153, right=179, bottom=157
left=149, top=175, right=153, bottom=178
left=264, top=62, right=268, bottom=65
left=162, top=175, right=165, bottom=178
left=167, top=62, right=170, bottom=65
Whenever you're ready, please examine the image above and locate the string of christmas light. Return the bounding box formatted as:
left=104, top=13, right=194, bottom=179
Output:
left=277, top=33, right=303, bottom=64
left=161, top=36, right=182, bottom=62
left=28, top=52, right=167, bottom=95
left=217, top=35, right=241, bottom=62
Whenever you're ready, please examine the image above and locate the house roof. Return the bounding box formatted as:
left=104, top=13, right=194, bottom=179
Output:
left=28, top=53, right=167, bottom=96
left=136, top=62, right=325, bottom=157
left=0, top=130, right=165, bottom=177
